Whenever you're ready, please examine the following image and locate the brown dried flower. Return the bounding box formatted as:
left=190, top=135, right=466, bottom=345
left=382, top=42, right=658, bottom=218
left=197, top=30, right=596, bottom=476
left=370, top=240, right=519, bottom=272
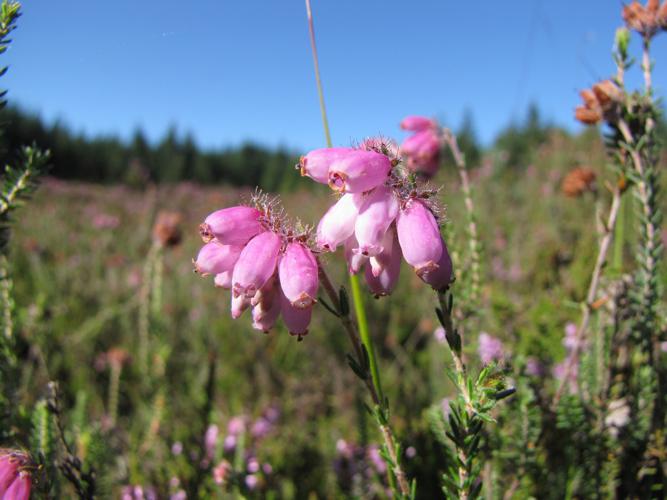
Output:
left=561, top=167, right=597, bottom=197
left=152, top=211, right=183, bottom=248
left=574, top=80, right=622, bottom=126
left=623, top=0, right=667, bottom=37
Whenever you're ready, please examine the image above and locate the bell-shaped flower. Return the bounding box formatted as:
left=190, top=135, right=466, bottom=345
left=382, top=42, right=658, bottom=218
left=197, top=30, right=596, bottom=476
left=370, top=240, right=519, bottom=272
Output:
left=299, top=147, right=355, bottom=184
left=396, top=199, right=443, bottom=274
left=316, top=193, right=365, bottom=251
left=231, top=293, right=252, bottom=319
left=214, top=271, right=232, bottom=289
left=354, top=186, right=399, bottom=257
left=200, top=206, right=263, bottom=246
left=417, top=237, right=452, bottom=291
left=328, top=150, right=391, bottom=193
left=400, top=115, right=436, bottom=132
left=194, top=242, right=243, bottom=276
left=280, top=291, right=312, bottom=338
left=344, top=235, right=368, bottom=274
left=279, top=243, right=319, bottom=309
left=365, top=228, right=402, bottom=297
left=251, top=280, right=281, bottom=333
left=232, top=231, right=281, bottom=299
left=0, top=451, right=31, bottom=500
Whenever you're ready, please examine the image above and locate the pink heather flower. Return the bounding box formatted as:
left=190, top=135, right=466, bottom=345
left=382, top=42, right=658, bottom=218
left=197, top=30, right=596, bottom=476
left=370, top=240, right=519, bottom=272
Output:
left=433, top=326, right=446, bottom=344
left=223, top=435, right=237, bottom=453
left=251, top=284, right=281, bottom=333
left=0, top=450, right=31, bottom=500
left=316, top=193, right=365, bottom=251
left=200, top=206, right=263, bottom=245
left=344, top=235, right=368, bottom=274
left=525, top=357, right=543, bottom=377
left=232, top=231, right=282, bottom=299
left=247, top=457, right=260, bottom=474
left=214, top=271, right=233, bottom=289
left=400, top=115, right=436, bottom=131
left=328, top=150, right=392, bottom=193
left=553, top=361, right=578, bottom=394
left=367, top=445, right=387, bottom=474
left=405, top=446, right=417, bottom=459
left=280, top=290, right=312, bottom=338
left=251, top=418, right=272, bottom=439
left=204, top=425, right=219, bottom=460
left=417, top=237, right=453, bottom=291
left=478, top=332, right=505, bottom=365
left=354, top=186, right=399, bottom=257
left=299, top=147, right=356, bottom=184
left=231, top=293, right=252, bottom=319
left=194, top=241, right=243, bottom=276
left=563, top=322, right=578, bottom=351
left=279, top=243, right=319, bottom=309
left=365, top=229, right=401, bottom=297
left=245, top=474, right=259, bottom=490
left=227, top=416, right=246, bottom=436
left=401, top=129, right=441, bottom=177
left=171, top=442, right=183, bottom=456
left=213, top=460, right=232, bottom=485
left=396, top=199, right=443, bottom=275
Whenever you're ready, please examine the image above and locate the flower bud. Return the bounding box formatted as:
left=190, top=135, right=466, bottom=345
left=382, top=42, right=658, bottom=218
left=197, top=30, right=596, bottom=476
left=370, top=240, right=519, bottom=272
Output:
left=417, top=237, right=452, bottom=291
left=401, top=129, right=440, bottom=160
left=615, top=27, right=630, bottom=59
left=200, top=206, right=263, bottom=245
left=354, top=186, right=399, bottom=257
left=396, top=199, right=443, bottom=274
left=214, top=271, right=233, bottom=289
left=299, top=147, right=355, bottom=184
left=232, top=231, right=281, bottom=299
left=231, top=293, right=252, bottom=319
left=400, top=115, right=436, bottom=132
left=365, top=229, right=401, bottom=297
left=279, top=243, right=319, bottom=309
left=344, top=235, right=368, bottom=274
left=280, top=291, right=312, bottom=338
left=194, top=242, right=243, bottom=276
left=316, top=193, right=365, bottom=251
left=328, top=150, right=392, bottom=193
left=252, top=281, right=281, bottom=333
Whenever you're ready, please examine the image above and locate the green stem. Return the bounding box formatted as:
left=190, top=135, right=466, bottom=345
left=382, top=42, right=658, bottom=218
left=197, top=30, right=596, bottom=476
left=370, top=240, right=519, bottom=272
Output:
left=305, top=0, right=383, bottom=402
left=612, top=193, right=626, bottom=272
left=305, top=0, right=332, bottom=148
left=349, top=272, right=383, bottom=403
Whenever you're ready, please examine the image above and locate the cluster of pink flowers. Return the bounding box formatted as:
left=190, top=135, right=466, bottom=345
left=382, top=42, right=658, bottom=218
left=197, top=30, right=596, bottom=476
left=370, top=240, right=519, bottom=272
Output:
left=196, top=194, right=318, bottom=338
left=0, top=450, right=31, bottom=500
left=399, top=115, right=443, bottom=178
left=197, top=135, right=452, bottom=334
left=300, top=138, right=452, bottom=297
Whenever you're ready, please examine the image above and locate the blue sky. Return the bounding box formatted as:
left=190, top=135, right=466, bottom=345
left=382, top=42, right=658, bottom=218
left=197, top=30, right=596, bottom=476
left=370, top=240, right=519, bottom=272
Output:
left=4, top=1, right=667, bottom=152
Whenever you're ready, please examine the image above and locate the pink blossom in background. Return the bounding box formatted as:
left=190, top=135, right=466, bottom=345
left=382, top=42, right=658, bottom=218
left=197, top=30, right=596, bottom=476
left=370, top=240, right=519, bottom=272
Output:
left=525, top=357, right=544, bottom=377
left=399, top=115, right=443, bottom=177
left=433, top=326, right=446, bottom=344
left=213, top=460, right=231, bottom=485
left=477, top=332, right=505, bottom=365
left=92, top=212, right=120, bottom=229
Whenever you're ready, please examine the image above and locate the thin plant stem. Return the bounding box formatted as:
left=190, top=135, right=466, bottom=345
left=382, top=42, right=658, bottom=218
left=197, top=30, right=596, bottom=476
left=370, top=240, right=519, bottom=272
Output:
left=138, top=241, right=160, bottom=375
left=304, top=0, right=383, bottom=405
left=349, top=272, right=383, bottom=401
left=642, top=38, right=652, bottom=95
left=553, top=185, right=623, bottom=407
left=107, top=362, right=121, bottom=428
left=305, top=0, right=332, bottom=148
left=442, top=129, right=481, bottom=315
left=317, top=258, right=410, bottom=496
left=0, top=255, right=12, bottom=341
